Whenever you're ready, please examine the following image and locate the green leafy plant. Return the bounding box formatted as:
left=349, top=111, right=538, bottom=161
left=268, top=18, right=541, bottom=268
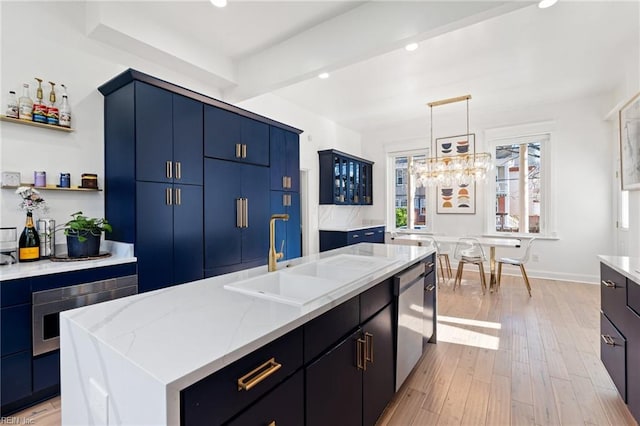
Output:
left=63, top=211, right=112, bottom=242
left=395, top=207, right=407, bottom=228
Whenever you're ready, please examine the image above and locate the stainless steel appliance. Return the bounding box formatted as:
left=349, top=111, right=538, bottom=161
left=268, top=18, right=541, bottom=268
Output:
left=32, top=275, right=137, bottom=356
left=394, top=261, right=426, bottom=391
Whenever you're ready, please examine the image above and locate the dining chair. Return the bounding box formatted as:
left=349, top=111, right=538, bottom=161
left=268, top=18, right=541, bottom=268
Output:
left=496, top=237, right=536, bottom=297
left=435, top=240, right=453, bottom=281
left=415, top=236, right=447, bottom=286
left=453, top=238, right=487, bottom=294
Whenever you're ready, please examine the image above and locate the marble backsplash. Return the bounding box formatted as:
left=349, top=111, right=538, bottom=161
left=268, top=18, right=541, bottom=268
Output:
left=318, top=205, right=383, bottom=230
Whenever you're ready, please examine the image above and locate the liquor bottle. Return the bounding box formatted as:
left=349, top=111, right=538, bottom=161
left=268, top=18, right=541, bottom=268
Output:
left=5, top=90, right=18, bottom=118
left=47, top=81, right=59, bottom=125
left=18, top=83, right=33, bottom=121
left=59, top=94, right=71, bottom=128
left=32, top=78, right=47, bottom=123
left=19, top=211, right=40, bottom=262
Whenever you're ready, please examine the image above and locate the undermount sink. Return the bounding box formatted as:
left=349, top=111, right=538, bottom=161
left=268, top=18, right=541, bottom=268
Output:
left=224, top=254, right=400, bottom=306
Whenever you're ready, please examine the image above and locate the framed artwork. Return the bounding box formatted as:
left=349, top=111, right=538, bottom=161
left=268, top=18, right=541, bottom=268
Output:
left=620, top=92, right=640, bottom=190
left=436, top=133, right=476, bottom=214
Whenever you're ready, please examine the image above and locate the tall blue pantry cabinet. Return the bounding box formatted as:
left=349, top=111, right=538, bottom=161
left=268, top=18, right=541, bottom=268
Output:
left=99, top=69, right=303, bottom=291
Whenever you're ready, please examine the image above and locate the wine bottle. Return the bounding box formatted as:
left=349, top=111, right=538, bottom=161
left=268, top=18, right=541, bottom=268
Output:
left=19, top=211, right=40, bottom=262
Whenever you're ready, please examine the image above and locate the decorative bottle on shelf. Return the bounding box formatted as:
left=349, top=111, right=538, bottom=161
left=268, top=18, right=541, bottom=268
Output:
left=32, top=78, right=47, bottom=123
left=18, top=83, right=33, bottom=121
left=19, top=211, right=40, bottom=262
left=59, top=93, right=71, bottom=128
left=46, top=81, right=59, bottom=126
left=5, top=90, right=18, bottom=118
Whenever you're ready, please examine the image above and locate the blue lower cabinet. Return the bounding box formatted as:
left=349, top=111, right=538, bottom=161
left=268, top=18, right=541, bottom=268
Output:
left=32, top=351, right=60, bottom=393
left=270, top=191, right=301, bottom=261
left=1, top=304, right=31, bottom=357
left=1, top=351, right=31, bottom=407
left=1, top=278, right=30, bottom=308
left=319, top=226, right=385, bottom=252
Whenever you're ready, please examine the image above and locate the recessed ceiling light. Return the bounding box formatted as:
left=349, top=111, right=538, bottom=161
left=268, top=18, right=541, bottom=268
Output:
left=210, top=0, right=227, bottom=7
left=405, top=43, right=419, bottom=52
left=538, top=0, right=557, bottom=8
left=318, top=72, right=330, bottom=79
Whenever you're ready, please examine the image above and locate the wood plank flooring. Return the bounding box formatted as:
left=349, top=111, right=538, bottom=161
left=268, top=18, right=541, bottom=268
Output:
left=6, top=273, right=637, bottom=426
left=378, top=273, right=638, bottom=426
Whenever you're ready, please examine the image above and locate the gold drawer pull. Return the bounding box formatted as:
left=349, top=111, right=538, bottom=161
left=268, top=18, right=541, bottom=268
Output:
left=237, top=358, right=282, bottom=391
left=364, top=232, right=374, bottom=236
left=356, top=338, right=366, bottom=371
left=175, top=161, right=182, bottom=180
left=427, top=262, right=435, bottom=268
left=166, top=160, right=173, bottom=179
left=601, top=280, right=616, bottom=288
left=601, top=334, right=616, bottom=346
left=242, top=144, right=247, bottom=159
left=364, top=332, right=373, bottom=364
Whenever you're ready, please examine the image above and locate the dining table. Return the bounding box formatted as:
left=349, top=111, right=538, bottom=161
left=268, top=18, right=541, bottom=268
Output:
left=391, top=234, right=521, bottom=291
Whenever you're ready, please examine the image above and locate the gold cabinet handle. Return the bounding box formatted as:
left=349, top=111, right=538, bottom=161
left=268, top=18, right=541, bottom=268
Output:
left=175, top=161, right=182, bottom=180
left=242, top=144, right=247, bottom=159
left=601, top=334, right=616, bottom=346
left=352, top=234, right=360, bottom=239
left=236, top=143, right=242, bottom=158
left=601, top=280, right=616, bottom=288
left=236, top=198, right=243, bottom=228
left=356, top=337, right=366, bottom=371
left=237, top=358, right=282, bottom=391
left=364, top=232, right=374, bottom=236
left=364, top=332, right=373, bottom=364
left=166, top=187, right=172, bottom=205
left=426, top=284, right=436, bottom=292
left=427, top=262, right=435, bottom=268
left=166, top=161, right=173, bottom=179
left=243, top=198, right=249, bottom=228
left=282, top=176, right=287, bottom=189
left=175, top=188, right=181, bottom=206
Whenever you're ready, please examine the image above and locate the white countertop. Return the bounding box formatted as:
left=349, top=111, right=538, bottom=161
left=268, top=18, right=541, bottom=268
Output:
left=598, top=255, right=640, bottom=284
left=61, top=243, right=430, bottom=390
left=318, top=223, right=386, bottom=232
left=0, top=241, right=136, bottom=281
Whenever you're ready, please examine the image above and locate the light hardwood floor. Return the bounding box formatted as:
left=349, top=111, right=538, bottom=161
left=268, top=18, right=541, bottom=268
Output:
left=7, top=273, right=638, bottom=426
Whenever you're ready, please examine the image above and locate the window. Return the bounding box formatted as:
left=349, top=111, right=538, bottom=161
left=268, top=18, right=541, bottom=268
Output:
left=391, top=153, right=428, bottom=230
left=494, top=134, right=548, bottom=234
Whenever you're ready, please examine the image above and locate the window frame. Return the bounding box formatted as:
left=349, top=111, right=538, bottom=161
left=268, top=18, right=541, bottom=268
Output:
left=386, top=148, right=433, bottom=233
left=485, top=122, right=556, bottom=238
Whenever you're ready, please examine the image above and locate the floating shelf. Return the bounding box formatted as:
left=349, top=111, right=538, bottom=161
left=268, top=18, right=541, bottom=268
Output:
left=1, top=184, right=101, bottom=192
left=0, top=115, right=74, bottom=132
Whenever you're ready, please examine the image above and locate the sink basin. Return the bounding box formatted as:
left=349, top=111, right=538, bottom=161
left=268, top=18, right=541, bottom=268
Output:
left=224, top=271, right=346, bottom=306
left=283, top=254, right=399, bottom=282
left=224, top=254, right=400, bottom=306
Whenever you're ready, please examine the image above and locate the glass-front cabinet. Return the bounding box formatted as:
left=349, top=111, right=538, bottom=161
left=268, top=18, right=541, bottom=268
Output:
left=319, top=149, right=373, bottom=205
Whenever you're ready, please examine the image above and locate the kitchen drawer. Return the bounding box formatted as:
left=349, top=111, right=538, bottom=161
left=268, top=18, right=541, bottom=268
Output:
left=181, top=327, right=303, bottom=426
left=361, top=227, right=385, bottom=243
left=225, top=370, right=303, bottom=426
left=601, top=312, right=626, bottom=401
left=360, top=278, right=393, bottom=323
left=1, top=350, right=32, bottom=407
left=424, top=254, right=436, bottom=276
left=1, top=278, right=30, bottom=307
left=601, top=263, right=627, bottom=327
left=628, top=278, right=640, bottom=317
left=304, top=296, right=359, bottom=363
left=347, top=230, right=365, bottom=245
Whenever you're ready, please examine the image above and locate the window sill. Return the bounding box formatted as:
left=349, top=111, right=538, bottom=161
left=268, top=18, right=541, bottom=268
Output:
left=482, top=232, right=559, bottom=241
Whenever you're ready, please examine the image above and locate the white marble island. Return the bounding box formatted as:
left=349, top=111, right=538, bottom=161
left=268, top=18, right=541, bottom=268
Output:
left=60, top=243, right=432, bottom=425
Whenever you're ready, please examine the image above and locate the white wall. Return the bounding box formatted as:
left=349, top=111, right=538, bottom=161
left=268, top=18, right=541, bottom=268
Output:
left=362, top=94, right=615, bottom=283
left=0, top=1, right=225, bottom=236
left=0, top=0, right=362, bottom=257
left=236, top=93, right=362, bottom=254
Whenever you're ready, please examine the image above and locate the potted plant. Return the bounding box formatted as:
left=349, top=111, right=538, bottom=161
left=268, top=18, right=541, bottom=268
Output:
left=64, top=211, right=112, bottom=258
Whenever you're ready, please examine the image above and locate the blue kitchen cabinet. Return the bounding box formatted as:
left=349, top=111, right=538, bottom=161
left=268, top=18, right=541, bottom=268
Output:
left=319, top=226, right=385, bottom=252
left=32, top=351, right=59, bottom=393
left=204, top=159, right=270, bottom=274
left=270, top=191, right=301, bottom=261
left=1, top=278, right=30, bottom=308
left=102, top=77, right=204, bottom=292
left=319, top=149, right=374, bottom=205
left=204, top=106, right=269, bottom=167
left=1, top=304, right=31, bottom=356
left=1, top=351, right=31, bottom=409
left=270, top=127, right=300, bottom=192
left=136, top=181, right=203, bottom=292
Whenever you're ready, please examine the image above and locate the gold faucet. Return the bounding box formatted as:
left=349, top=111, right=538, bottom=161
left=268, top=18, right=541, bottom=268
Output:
left=268, top=214, right=289, bottom=272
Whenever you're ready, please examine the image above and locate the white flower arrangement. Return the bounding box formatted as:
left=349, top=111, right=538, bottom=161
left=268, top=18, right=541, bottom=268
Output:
left=15, top=186, right=48, bottom=213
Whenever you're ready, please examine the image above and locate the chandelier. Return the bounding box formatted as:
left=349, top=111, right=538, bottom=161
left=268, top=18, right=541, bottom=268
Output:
left=413, top=95, right=492, bottom=187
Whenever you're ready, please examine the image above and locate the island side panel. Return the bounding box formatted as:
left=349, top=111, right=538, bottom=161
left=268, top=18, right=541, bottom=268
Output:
left=60, top=315, right=168, bottom=425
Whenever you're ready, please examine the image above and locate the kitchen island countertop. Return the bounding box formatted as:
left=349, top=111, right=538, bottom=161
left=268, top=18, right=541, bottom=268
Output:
left=60, top=243, right=431, bottom=425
